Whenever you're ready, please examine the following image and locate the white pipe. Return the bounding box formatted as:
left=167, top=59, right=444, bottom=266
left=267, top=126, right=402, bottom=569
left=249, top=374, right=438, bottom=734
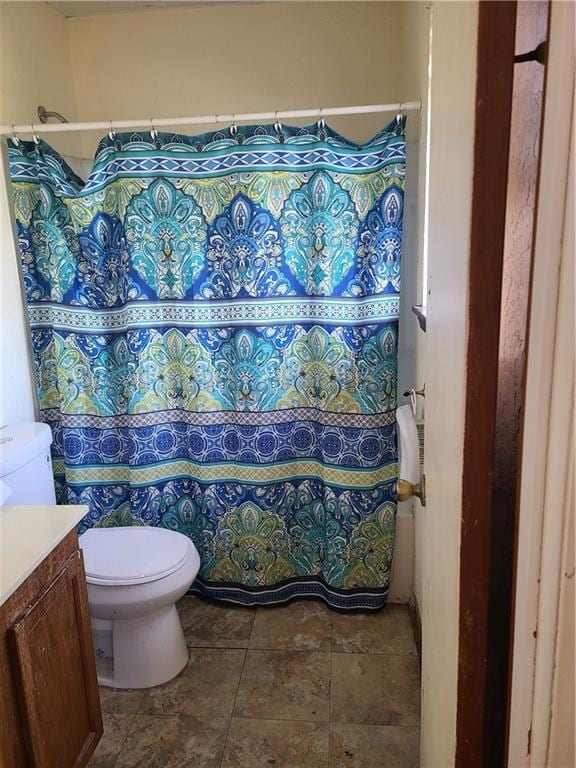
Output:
left=0, top=101, right=421, bottom=137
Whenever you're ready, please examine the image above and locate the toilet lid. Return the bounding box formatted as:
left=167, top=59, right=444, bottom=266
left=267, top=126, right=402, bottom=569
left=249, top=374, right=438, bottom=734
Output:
left=80, top=527, right=194, bottom=586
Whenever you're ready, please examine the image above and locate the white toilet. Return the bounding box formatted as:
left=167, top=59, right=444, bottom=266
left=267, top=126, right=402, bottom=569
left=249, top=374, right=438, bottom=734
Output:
left=80, top=526, right=200, bottom=689
left=0, top=423, right=201, bottom=689
left=0, top=422, right=56, bottom=505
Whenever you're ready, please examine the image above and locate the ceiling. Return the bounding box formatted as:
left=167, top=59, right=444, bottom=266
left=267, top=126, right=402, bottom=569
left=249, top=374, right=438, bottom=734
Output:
left=48, top=1, right=243, bottom=18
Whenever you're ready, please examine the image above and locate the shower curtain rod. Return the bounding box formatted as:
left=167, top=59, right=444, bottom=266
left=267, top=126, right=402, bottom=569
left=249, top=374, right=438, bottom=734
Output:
left=0, top=101, right=421, bottom=137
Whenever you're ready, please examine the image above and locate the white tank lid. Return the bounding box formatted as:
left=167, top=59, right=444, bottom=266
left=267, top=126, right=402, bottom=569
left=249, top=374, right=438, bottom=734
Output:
left=80, top=527, right=195, bottom=586
left=0, top=422, right=53, bottom=478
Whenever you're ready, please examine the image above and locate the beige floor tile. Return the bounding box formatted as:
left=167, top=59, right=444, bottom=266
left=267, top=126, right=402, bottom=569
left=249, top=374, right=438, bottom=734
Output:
left=332, top=606, right=417, bottom=655
left=139, top=647, right=246, bottom=717
left=87, top=713, right=134, bottom=768
left=98, top=686, right=145, bottom=715
left=115, top=715, right=228, bottom=768
left=331, top=654, right=420, bottom=726
left=89, top=602, right=422, bottom=766
left=249, top=601, right=332, bottom=651
left=234, top=649, right=331, bottom=722
left=222, top=717, right=329, bottom=768
left=178, top=596, right=256, bottom=648
left=330, top=723, right=420, bottom=768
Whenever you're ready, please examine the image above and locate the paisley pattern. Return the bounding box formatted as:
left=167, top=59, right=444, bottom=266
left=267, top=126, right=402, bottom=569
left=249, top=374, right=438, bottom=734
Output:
left=357, top=326, right=398, bottom=413
left=134, top=328, right=218, bottom=413
left=68, top=213, right=134, bottom=308
left=278, top=326, right=359, bottom=412
left=213, top=330, right=282, bottom=412
left=9, top=119, right=405, bottom=610
left=18, top=220, right=50, bottom=302
left=99, top=502, right=146, bottom=528
left=125, top=178, right=206, bottom=299
left=29, top=186, right=78, bottom=302
left=349, top=186, right=404, bottom=296
left=161, top=494, right=216, bottom=551
left=281, top=171, right=358, bottom=295
left=211, top=502, right=296, bottom=586
left=199, top=195, right=290, bottom=298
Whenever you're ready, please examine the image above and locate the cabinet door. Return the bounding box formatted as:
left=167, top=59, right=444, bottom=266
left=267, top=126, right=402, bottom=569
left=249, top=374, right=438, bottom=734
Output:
left=8, top=551, right=102, bottom=768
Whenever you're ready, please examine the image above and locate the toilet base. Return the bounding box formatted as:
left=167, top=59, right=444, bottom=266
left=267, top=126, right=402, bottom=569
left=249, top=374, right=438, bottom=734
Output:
left=94, top=604, right=189, bottom=689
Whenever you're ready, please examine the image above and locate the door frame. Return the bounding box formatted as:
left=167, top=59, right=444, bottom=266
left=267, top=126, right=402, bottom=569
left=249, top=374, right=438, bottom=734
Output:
left=455, top=1, right=551, bottom=765
left=507, top=1, right=575, bottom=762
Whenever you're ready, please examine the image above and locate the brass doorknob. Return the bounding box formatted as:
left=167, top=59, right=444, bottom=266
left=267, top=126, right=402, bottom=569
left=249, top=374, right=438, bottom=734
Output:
left=396, top=477, right=426, bottom=506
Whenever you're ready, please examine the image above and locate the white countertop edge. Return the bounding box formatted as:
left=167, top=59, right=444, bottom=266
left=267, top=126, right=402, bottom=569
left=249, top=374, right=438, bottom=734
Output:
left=0, top=505, right=89, bottom=606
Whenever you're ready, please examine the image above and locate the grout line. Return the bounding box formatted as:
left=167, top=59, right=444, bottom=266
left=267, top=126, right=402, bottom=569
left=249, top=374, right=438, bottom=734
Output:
left=329, top=650, right=334, bottom=760
left=191, top=644, right=331, bottom=656
left=186, top=642, right=417, bottom=657
left=135, top=689, right=147, bottom=716
left=185, top=643, right=251, bottom=650
left=245, top=603, right=259, bottom=650
left=108, top=711, right=138, bottom=768
left=211, top=711, right=421, bottom=728
left=220, top=646, right=249, bottom=767
left=226, top=713, right=330, bottom=724
left=126, top=712, right=182, bottom=718
left=330, top=649, right=419, bottom=658
left=329, top=720, right=422, bottom=729
left=328, top=603, right=336, bottom=761
left=243, top=643, right=331, bottom=653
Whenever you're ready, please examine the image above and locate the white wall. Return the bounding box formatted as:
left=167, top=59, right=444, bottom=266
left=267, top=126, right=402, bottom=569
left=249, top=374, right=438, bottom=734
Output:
left=387, top=1, right=431, bottom=605
left=0, top=1, right=81, bottom=426
left=419, top=2, right=478, bottom=765
left=398, top=0, right=431, bottom=615
left=66, top=2, right=407, bottom=158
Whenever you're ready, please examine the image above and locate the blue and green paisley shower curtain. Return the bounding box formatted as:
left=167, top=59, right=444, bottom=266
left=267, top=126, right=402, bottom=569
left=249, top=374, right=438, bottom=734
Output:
left=9, top=119, right=405, bottom=609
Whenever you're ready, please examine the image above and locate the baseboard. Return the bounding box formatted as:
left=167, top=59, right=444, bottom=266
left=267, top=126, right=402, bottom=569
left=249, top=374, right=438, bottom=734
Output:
left=408, top=593, right=422, bottom=668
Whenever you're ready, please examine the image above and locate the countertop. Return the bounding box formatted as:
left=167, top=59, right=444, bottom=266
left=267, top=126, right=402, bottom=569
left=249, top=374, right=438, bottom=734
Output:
left=0, top=505, right=88, bottom=606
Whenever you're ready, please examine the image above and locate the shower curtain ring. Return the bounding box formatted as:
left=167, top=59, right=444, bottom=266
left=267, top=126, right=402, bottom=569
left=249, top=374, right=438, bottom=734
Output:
left=396, top=102, right=404, bottom=126
left=274, top=111, right=282, bottom=133
left=31, top=125, right=40, bottom=145
left=317, top=108, right=326, bottom=131
left=230, top=114, right=238, bottom=136
left=108, top=120, right=116, bottom=140
left=11, top=126, right=20, bottom=146
left=150, top=118, right=158, bottom=142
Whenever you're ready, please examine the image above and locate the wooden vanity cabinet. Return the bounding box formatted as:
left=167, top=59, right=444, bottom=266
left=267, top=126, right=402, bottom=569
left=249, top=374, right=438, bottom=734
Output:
left=0, top=530, right=102, bottom=768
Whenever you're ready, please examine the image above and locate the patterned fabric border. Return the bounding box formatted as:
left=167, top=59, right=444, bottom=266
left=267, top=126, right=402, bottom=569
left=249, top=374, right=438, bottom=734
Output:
left=41, top=407, right=396, bottom=430
left=49, top=420, right=396, bottom=469
left=54, top=457, right=398, bottom=490
left=28, top=295, right=400, bottom=331
left=9, top=123, right=406, bottom=197
left=190, top=577, right=389, bottom=611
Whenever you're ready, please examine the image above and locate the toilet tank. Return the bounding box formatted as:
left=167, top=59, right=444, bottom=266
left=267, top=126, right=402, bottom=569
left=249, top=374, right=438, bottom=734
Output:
left=0, top=422, right=56, bottom=505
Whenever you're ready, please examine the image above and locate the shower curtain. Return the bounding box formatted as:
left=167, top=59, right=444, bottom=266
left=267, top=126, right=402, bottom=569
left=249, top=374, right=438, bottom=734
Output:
left=9, top=119, right=405, bottom=610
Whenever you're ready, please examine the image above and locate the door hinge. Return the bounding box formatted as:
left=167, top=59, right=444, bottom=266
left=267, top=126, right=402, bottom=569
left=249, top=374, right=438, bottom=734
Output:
left=514, top=41, right=547, bottom=65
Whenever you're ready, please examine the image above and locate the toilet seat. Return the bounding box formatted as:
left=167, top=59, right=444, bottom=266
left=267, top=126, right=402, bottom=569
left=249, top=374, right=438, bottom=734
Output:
left=80, top=527, right=194, bottom=586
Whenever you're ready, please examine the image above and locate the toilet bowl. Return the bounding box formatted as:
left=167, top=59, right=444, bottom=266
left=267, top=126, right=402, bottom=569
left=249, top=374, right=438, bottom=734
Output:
left=80, top=526, right=200, bottom=689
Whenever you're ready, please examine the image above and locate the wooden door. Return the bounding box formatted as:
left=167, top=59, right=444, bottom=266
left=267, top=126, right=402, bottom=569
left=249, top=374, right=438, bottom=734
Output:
left=456, top=1, right=550, bottom=766
left=8, top=551, right=102, bottom=768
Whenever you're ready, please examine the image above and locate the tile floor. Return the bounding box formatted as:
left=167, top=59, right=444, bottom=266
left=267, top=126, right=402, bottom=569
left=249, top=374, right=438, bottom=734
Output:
left=89, top=597, right=420, bottom=768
